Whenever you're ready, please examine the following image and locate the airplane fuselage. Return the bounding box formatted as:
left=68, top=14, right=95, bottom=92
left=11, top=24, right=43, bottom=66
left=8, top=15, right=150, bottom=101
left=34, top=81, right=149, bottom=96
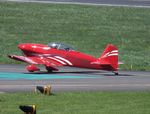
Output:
left=18, top=43, right=102, bottom=69
left=8, top=43, right=118, bottom=73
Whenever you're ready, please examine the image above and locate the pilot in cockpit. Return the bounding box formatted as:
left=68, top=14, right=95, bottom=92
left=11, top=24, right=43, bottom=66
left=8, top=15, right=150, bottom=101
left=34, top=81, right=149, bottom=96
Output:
left=48, top=42, right=75, bottom=51
left=51, top=43, right=58, bottom=49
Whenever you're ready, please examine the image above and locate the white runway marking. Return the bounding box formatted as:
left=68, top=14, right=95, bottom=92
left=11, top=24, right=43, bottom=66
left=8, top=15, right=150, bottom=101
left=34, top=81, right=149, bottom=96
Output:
left=1, top=84, right=150, bottom=87
left=3, top=0, right=150, bottom=8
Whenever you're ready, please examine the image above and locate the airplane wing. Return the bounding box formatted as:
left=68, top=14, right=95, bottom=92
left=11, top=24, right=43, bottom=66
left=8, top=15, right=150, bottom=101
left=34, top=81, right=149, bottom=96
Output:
left=8, top=55, right=65, bottom=71
left=8, top=55, right=38, bottom=64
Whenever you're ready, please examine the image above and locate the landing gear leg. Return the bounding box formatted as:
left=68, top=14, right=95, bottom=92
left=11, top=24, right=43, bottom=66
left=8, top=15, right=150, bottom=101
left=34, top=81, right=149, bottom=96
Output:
left=113, top=71, right=119, bottom=76
left=115, top=72, right=119, bottom=75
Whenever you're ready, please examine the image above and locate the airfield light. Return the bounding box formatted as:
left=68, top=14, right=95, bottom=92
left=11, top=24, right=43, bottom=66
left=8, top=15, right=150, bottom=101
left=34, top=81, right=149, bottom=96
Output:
left=35, top=85, right=52, bottom=95
left=19, top=105, right=36, bottom=114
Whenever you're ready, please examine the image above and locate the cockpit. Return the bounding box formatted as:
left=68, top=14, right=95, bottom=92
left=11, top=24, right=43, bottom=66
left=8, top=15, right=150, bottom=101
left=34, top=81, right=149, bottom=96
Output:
left=48, top=42, right=75, bottom=51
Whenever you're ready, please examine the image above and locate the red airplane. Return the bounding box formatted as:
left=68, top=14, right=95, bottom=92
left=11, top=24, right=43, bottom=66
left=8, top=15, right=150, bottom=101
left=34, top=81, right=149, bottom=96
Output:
left=8, top=42, right=119, bottom=75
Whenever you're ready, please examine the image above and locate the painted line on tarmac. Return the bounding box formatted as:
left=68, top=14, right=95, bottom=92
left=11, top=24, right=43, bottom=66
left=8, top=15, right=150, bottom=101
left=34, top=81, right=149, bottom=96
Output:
left=3, top=0, right=150, bottom=8
left=0, top=72, right=98, bottom=80
left=1, top=84, right=150, bottom=87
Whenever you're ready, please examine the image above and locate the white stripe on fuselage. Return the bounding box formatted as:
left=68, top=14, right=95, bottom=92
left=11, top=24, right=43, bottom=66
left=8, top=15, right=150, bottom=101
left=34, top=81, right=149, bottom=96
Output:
left=47, top=57, right=66, bottom=65
left=107, top=53, right=118, bottom=57
left=111, top=50, right=118, bottom=53
left=23, top=52, right=73, bottom=66
left=55, top=56, right=73, bottom=66
left=102, top=50, right=118, bottom=58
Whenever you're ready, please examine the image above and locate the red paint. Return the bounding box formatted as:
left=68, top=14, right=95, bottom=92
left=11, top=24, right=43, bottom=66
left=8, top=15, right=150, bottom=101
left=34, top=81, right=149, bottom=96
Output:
left=8, top=42, right=119, bottom=74
left=26, top=64, right=40, bottom=72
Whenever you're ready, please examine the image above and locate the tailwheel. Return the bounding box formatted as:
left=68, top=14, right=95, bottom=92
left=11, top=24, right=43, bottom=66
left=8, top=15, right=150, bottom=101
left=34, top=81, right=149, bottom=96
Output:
left=45, top=67, right=53, bottom=73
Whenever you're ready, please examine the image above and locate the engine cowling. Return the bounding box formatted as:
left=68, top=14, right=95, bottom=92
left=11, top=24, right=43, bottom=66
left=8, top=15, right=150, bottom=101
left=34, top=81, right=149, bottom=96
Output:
left=26, top=64, right=40, bottom=72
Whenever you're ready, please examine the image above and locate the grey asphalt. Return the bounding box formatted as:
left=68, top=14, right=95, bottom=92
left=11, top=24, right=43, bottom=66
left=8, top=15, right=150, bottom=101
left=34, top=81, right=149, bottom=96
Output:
left=0, top=64, right=150, bottom=93
left=1, top=0, right=150, bottom=92
left=4, top=0, right=150, bottom=7
left=36, top=0, right=150, bottom=6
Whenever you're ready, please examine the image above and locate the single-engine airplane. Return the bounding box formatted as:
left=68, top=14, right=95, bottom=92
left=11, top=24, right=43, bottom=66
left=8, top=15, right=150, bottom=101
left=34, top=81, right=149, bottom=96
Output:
left=8, top=42, right=120, bottom=75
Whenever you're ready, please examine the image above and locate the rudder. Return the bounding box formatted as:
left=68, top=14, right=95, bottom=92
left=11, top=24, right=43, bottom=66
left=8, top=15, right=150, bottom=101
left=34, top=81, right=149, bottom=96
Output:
left=99, top=44, right=118, bottom=71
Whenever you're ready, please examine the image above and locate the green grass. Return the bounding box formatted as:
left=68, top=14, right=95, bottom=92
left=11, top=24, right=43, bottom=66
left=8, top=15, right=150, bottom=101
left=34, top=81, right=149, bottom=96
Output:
left=0, top=2, right=150, bottom=70
left=0, top=91, right=150, bottom=114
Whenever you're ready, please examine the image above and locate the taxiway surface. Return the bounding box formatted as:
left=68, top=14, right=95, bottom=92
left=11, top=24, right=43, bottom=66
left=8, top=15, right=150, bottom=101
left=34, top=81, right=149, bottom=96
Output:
left=4, top=0, right=150, bottom=7
left=33, top=0, right=150, bottom=6
left=0, top=64, right=150, bottom=92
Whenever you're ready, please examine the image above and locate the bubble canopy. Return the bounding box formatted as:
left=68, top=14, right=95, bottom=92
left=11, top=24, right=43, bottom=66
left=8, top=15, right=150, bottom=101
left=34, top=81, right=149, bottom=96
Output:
left=48, top=42, right=75, bottom=51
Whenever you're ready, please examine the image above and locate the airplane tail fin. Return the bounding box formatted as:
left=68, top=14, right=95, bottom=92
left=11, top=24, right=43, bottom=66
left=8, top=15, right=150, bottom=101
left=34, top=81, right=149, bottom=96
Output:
left=91, top=44, right=118, bottom=71
left=89, top=44, right=119, bottom=71
left=99, top=44, right=118, bottom=71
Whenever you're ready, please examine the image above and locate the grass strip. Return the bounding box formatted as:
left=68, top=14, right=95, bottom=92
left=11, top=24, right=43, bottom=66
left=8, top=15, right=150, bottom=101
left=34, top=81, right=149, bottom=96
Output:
left=0, top=2, right=150, bottom=70
left=1, top=91, right=150, bottom=114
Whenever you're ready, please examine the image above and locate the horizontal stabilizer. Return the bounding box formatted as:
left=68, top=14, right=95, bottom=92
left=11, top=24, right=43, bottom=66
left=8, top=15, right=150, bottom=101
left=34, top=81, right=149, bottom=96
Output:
left=91, top=61, right=123, bottom=65
left=91, top=60, right=110, bottom=65
left=118, top=61, right=124, bottom=64
left=98, top=44, right=118, bottom=71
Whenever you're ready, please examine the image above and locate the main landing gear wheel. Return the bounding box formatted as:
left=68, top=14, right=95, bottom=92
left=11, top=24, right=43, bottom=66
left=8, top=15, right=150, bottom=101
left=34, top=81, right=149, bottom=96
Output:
left=113, top=71, right=119, bottom=75
left=45, top=67, right=53, bottom=73
left=115, top=72, right=119, bottom=75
